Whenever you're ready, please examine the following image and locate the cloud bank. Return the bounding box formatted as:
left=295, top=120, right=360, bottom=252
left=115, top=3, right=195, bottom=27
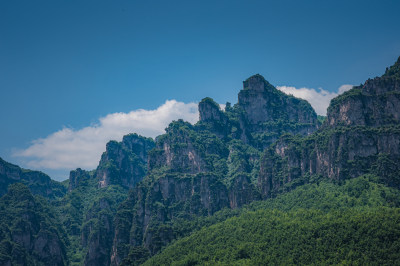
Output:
left=14, top=100, right=198, bottom=170
left=277, top=84, right=353, bottom=116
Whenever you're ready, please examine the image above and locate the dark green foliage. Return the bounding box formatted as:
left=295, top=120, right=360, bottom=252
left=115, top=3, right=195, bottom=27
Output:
left=327, top=86, right=361, bottom=115
left=370, top=153, right=400, bottom=187
left=147, top=207, right=400, bottom=265
left=253, top=175, right=400, bottom=211
left=121, top=246, right=150, bottom=266
left=145, top=176, right=400, bottom=265
left=0, top=183, right=68, bottom=266
left=317, top=115, right=326, bottom=124
left=0, top=157, right=66, bottom=199
left=55, top=171, right=128, bottom=265
left=384, top=56, right=400, bottom=78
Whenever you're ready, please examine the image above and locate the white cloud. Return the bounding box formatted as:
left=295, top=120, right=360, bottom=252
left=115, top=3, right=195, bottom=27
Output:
left=338, top=84, right=354, bottom=94
left=277, top=84, right=353, bottom=116
left=14, top=100, right=199, bottom=170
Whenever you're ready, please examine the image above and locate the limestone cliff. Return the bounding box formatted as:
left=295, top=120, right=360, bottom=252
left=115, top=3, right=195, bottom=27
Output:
left=327, top=58, right=400, bottom=128
left=237, top=74, right=319, bottom=147
left=96, top=134, right=155, bottom=188
left=109, top=171, right=260, bottom=265
left=258, top=57, right=400, bottom=198
left=197, top=98, right=230, bottom=138
left=82, top=198, right=115, bottom=266
left=198, top=74, right=319, bottom=149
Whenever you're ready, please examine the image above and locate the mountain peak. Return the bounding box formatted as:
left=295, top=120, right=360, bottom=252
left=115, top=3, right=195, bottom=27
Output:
left=243, top=74, right=274, bottom=92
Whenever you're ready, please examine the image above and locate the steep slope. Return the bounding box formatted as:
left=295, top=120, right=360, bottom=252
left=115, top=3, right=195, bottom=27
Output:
left=57, top=134, right=154, bottom=266
left=0, top=157, right=66, bottom=199
left=326, top=61, right=400, bottom=128
left=0, top=183, right=68, bottom=266
left=258, top=57, right=400, bottom=198
left=237, top=74, right=318, bottom=147
left=96, top=133, right=155, bottom=189
left=197, top=75, right=319, bottom=148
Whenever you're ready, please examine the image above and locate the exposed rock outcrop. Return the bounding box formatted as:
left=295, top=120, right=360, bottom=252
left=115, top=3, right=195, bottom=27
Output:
left=198, top=75, right=320, bottom=149
left=258, top=58, right=400, bottom=198
left=327, top=64, right=400, bottom=128
left=96, top=134, right=155, bottom=188
left=237, top=74, right=319, bottom=146
left=82, top=198, right=115, bottom=266
left=199, top=97, right=227, bottom=123
left=198, top=97, right=229, bottom=138
left=148, top=120, right=210, bottom=174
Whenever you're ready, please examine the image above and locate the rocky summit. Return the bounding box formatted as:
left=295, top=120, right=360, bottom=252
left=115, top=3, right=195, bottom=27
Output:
left=1, top=57, right=400, bottom=265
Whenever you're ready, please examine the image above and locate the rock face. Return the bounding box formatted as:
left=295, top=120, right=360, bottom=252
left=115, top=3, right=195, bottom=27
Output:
left=327, top=67, right=400, bottom=128
left=0, top=157, right=66, bottom=199
left=110, top=172, right=260, bottom=266
left=109, top=74, right=321, bottom=265
left=0, top=183, right=68, bottom=266
left=197, top=74, right=319, bottom=149
left=199, top=97, right=227, bottom=123
left=198, top=98, right=229, bottom=138
left=258, top=57, right=400, bottom=198
left=148, top=120, right=209, bottom=174
left=96, top=134, right=155, bottom=188
left=237, top=74, right=319, bottom=146
left=82, top=198, right=115, bottom=266
left=238, top=74, right=311, bottom=125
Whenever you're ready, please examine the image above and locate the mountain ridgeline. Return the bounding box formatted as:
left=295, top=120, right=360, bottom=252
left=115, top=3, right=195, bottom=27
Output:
left=1, top=56, right=400, bottom=265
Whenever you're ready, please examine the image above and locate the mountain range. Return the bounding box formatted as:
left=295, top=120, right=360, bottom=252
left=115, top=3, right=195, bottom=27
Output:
left=1, top=56, right=400, bottom=265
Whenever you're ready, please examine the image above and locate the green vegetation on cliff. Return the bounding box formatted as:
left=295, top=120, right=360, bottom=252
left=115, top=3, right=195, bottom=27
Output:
left=0, top=183, right=68, bottom=266
left=384, top=56, right=400, bottom=78
left=0, top=157, right=66, bottom=199
left=56, top=174, right=128, bottom=265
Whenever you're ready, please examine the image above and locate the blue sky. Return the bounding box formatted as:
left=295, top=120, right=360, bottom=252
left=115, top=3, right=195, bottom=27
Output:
left=1, top=0, right=399, bottom=180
